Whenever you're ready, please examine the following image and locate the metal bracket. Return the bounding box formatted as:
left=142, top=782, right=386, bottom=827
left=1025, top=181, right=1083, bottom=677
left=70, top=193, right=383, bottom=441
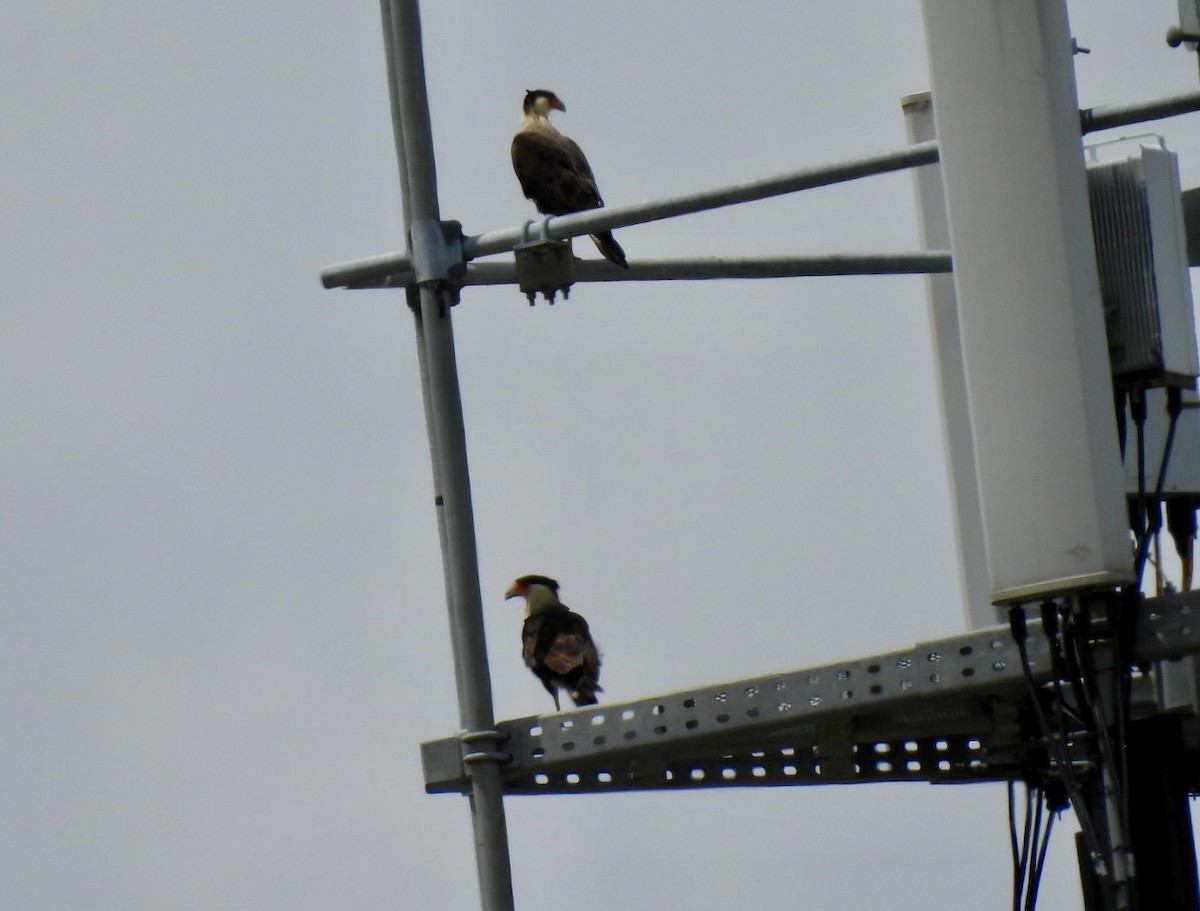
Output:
left=461, top=727, right=512, bottom=765
left=513, top=219, right=574, bottom=304
left=410, top=219, right=466, bottom=287
left=421, top=728, right=512, bottom=794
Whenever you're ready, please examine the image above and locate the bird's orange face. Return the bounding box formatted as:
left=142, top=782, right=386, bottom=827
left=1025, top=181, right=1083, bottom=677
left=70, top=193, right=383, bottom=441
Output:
left=547, top=93, right=565, bottom=113
left=504, top=579, right=527, bottom=600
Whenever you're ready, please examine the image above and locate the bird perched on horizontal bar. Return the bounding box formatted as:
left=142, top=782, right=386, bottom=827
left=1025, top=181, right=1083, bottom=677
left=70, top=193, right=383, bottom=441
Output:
left=511, top=89, right=629, bottom=269
left=505, top=574, right=602, bottom=711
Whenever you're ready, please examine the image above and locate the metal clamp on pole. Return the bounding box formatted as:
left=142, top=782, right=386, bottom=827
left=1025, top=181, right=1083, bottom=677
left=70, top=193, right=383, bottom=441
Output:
left=460, top=727, right=512, bottom=766
left=410, top=218, right=466, bottom=287
left=514, top=218, right=575, bottom=305
left=419, top=728, right=513, bottom=793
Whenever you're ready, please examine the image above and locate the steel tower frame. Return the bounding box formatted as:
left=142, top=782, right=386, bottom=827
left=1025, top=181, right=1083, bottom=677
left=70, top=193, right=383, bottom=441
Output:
left=325, top=3, right=1200, bottom=909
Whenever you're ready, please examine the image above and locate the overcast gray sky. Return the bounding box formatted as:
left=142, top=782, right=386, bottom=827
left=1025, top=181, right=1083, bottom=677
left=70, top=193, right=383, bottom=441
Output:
left=5, top=3, right=1200, bottom=909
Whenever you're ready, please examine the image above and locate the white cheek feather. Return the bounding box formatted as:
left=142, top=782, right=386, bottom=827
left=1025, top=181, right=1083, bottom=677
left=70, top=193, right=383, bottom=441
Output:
left=518, top=111, right=559, bottom=136
left=523, top=583, right=561, bottom=617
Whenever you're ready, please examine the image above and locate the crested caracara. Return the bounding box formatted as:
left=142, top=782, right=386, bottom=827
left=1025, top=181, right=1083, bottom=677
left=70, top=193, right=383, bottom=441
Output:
left=511, top=89, right=629, bottom=269
left=505, top=574, right=602, bottom=711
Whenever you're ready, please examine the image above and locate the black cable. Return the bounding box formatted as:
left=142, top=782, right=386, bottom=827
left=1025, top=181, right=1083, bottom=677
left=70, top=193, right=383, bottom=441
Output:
left=1025, top=801, right=1057, bottom=911
left=1038, top=601, right=1110, bottom=863
left=1007, top=782, right=1061, bottom=911
left=1052, top=607, right=1098, bottom=765
left=1009, top=781, right=1024, bottom=911
left=1008, top=607, right=1106, bottom=866
left=1023, top=790, right=1044, bottom=911
left=1067, top=610, right=1127, bottom=829
left=1132, top=388, right=1149, bottom=582
left=1111, top=594, right=1139, bottom=904
left=1135, top=387, right=1183, bottom=587
left=1041, top=602, right=1084, bottom=750
left=1021, top=783, right=1036, bottom=911
left=1010, top=781, right=1041, bottom=911
left=1114, top=386, right=1129, bottom=460
left=1067, top=598, right=1138, bottom=909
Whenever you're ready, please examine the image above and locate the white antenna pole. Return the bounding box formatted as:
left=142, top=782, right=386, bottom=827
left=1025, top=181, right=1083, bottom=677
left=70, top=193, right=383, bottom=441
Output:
left=902, top=91, right=994, bottom=629
left=918, top=0, right=1133, bottom=603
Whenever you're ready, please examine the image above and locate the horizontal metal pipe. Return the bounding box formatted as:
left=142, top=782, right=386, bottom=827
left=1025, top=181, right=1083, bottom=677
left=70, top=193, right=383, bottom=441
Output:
left=1080, top=89, right=1200, bottom=134
left=493, top=252, right=952, bottom=282
left=321, top=143, right=939, bottom=288
left=336, top=252, right=953, bottom=289
left=464, top=141, right=940, bottom=260
left=321, top=145, right=945, bottom=288
left=320, top=90, right=1200, bottom=290
left=323, top=250, right=413, bottom=288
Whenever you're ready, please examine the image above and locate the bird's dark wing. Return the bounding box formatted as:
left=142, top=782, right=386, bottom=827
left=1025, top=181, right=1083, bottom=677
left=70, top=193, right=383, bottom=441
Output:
left=522, top=609, right=602, bottom=708
left=511, top=132, right=604, bottom=215
left=522, top=611, right=599, bottom=678
left=562, top=137, right=603, bottom=204
left=520, top=613, right=545, bottom=672
left=545, top=613, right=598, bottom=679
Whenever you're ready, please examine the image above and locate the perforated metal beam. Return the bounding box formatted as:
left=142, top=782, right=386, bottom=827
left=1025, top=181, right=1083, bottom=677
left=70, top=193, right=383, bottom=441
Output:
left=421, top=591, right=1200, bottom=795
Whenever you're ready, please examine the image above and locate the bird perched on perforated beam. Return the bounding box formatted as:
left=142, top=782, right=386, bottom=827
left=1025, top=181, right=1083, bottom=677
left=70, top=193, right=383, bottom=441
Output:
left=511, top=89, right=629, bottom=269
left=505, top=574, right=602, bottom=711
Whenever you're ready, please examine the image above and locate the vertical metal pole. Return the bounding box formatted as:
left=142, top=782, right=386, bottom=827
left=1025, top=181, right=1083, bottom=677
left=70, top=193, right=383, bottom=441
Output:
left=378, top=2, right=454, bottom=604
left=382, top=3, right=515, bottom=910
left=1126, top=716, right=1200, bottom=909
left=902, top=92, right=993, bottom=630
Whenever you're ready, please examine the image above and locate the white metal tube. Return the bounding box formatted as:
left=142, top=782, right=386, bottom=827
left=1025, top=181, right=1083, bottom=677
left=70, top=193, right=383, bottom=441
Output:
left=322, top=250, right=414, bottom=289
left=317, top=142, right=936, bottom=289
left=464, top=143, right=940, bottom=259
left=463, top=85, right=1200, bottom=258
left=320, top=90, right=1200, bottom=291
left=378, top=0, right=456, bottom=657
left=919, top=0, right=1133, bottom=602
left=1081, top=89, right=1200, bottom=133
left=902, top=92, right=994, bottom=630
left=469, top=252, right=950, bottom=283
left=328, top=252, right=952, bottom=290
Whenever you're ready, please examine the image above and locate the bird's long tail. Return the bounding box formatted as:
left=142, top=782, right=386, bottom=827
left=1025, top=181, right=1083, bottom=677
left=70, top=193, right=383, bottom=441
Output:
left=570, top=678, right=603, bottom=707
left=590, top=231, right=628, bottom=269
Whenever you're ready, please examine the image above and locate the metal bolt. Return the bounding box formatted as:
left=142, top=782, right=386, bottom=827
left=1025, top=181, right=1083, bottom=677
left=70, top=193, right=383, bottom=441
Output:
left=1167, top=25, right=1200, bottom=47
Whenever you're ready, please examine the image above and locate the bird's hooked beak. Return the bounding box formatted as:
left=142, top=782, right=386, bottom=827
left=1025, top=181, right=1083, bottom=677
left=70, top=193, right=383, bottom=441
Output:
left=504, top=580, right=525, bottom=600
left=549, top=95, right=566, bottom=113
